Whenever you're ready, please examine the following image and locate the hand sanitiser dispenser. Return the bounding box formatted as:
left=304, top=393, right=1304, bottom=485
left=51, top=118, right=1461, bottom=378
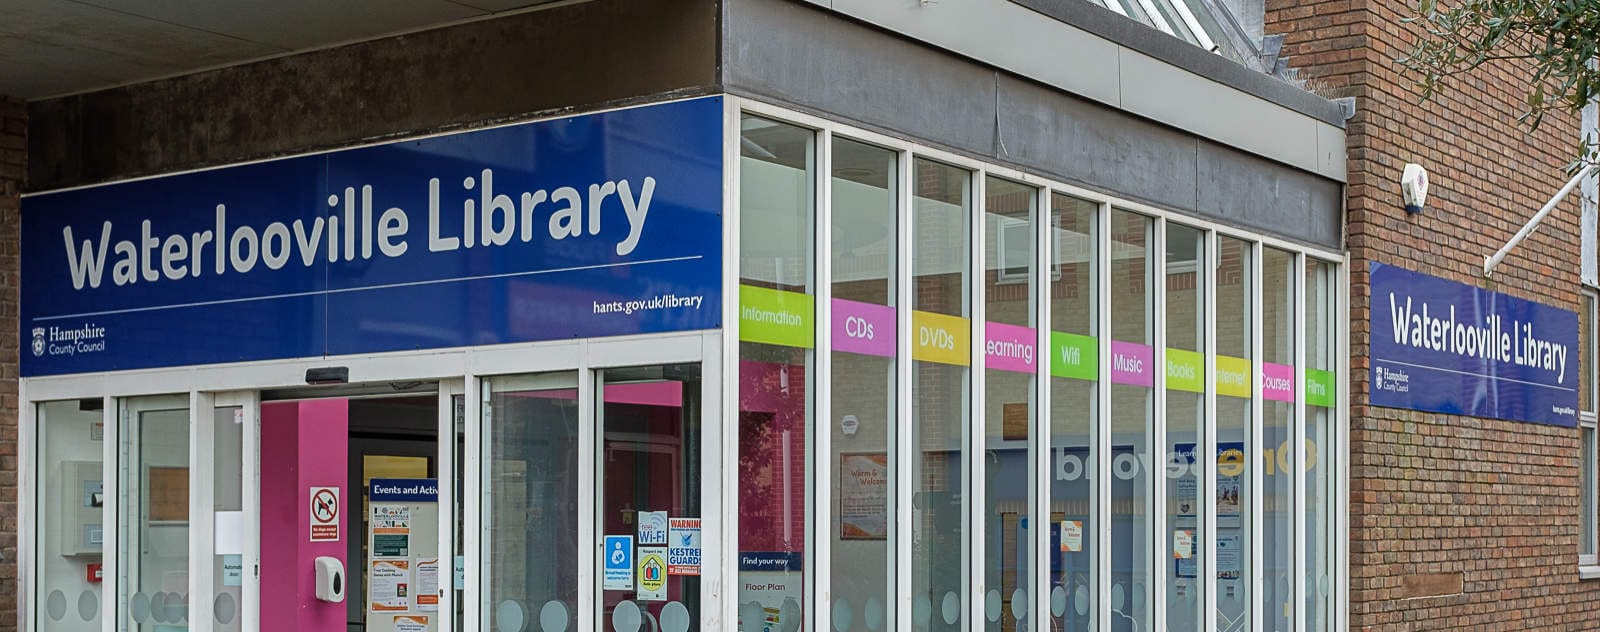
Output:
left=314, top=556, right=345, bottom=603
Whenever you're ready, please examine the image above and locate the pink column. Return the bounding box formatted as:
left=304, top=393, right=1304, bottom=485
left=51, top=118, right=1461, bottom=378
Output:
left=260, top=399, right=349, bottom=631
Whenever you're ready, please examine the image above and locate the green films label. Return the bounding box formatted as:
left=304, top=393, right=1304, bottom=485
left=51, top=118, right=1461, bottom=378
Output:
left=739, top=285, right=814, bottom=348
left=1305, top=368, right=1336, bottom=408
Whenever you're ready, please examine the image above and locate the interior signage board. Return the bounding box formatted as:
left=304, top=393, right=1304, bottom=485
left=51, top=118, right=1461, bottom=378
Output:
left=22, top=97, right=724, bottom=376
left=1369, top=262, right=1578, bottom=426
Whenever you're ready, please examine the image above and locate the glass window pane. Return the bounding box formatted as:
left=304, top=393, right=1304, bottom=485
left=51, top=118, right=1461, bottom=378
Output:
left=983, top=177, right=1036, bottom=631
left=1583, top=294, right=1594, bottom=413
left=911, top=158, right=970, bottom=631
left=213, top=406, right=243, bottom=632
left=1165, top=224, right=1205, bottom=628
left=737, top=114, right=814, bottom=631
left=599, top=364, right=703, bottom=630
left=485, top=372, right=579, bottom=632
left=1215, top=237, right=1253, bottom=625
left=1049, top=194, right=1097, bottom=631
left=37, top=400, right=106, bottom=631
left=1304, top=260, right=1337, bottom=631
left=118, top=395, right=190, bottom=632
left=830, top=137, right=897, bottom=631
left=1585, top=426, right=1597, bottom=557
left=1262, top=247, right=1296, bottom=630
left=1109, top=209, right=1154, bottom=630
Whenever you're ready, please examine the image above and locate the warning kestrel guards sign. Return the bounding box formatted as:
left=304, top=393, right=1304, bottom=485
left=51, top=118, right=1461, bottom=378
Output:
left=310, top=486, right=340, bottom=542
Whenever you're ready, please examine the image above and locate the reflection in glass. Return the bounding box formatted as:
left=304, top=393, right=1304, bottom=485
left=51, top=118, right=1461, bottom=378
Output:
left=486, top=373, right=579, bottom=632
left=37, top=400, right=106, bottom=632
left=830, top=137, right=897, bottom=630
left=1215, top=236, right=1253, bottom=627
left=213, top=406, right=243, bottom=632
left=983, top=177, right=1036, bottom=631
left=1049, top=194, right=1097, bottom=631
left=1304, top=260, right=1337, bottom=631
left=737, top=114, right=814, bottom=631
left=600, top=365, right=702, bottom=631
left=1262, top=247, right=1296, bottom=630
left=1164, top=224, right=1205, bottom=629
left=911, top=158, right=970, bottom=631
left=119, top=396, right=190, bottom=632
left=1109, top=209, right=1153, bottom=631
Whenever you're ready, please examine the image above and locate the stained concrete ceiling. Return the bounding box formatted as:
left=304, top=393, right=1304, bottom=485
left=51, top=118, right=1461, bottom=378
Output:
left=0, top=0, right=565, bottom=100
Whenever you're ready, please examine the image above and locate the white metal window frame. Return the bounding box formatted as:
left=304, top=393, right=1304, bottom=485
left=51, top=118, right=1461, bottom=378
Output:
left=1579, top=289, right=1599, bottom=577
left=732, top=94, right=1350, bottom=632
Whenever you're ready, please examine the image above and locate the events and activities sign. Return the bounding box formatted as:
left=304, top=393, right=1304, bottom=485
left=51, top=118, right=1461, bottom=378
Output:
left=1369, top=262, right=1578, bottom=426
left=22, top=97, right=724, bottom=376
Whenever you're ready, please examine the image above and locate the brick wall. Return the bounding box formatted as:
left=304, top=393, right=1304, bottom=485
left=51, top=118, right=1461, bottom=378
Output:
left=1265, top=0, right=1594, bottom=628
left=1, top=94, right=23, bottom=632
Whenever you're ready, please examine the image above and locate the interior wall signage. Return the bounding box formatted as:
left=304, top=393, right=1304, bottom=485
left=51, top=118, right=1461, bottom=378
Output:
left=1369, top=261, right=1578, bottom=426
left=22, top=97, right=725, bottom=376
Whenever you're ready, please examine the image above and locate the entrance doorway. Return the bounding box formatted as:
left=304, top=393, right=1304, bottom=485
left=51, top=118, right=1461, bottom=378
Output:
left=258, top=386, right=448, bottom=632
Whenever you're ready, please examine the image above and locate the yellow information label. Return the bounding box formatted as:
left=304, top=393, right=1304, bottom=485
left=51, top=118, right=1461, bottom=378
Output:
left=911, top=310, right=970, bottom=366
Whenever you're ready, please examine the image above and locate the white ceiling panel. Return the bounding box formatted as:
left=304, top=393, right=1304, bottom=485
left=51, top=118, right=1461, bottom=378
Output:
left=0, top=0, right=284, bottom=97
left=0, top=0, right=573, bottom=99
left=68, top=0, right=486, bottom=50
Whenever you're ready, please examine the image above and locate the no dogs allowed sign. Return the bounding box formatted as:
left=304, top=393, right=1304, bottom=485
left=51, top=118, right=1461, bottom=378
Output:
left=310, top=486, right=340, bottom=542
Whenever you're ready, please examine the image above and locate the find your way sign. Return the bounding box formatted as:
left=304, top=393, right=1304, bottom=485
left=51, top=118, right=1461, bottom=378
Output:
left=1369, top=262, right=1578, bottom=426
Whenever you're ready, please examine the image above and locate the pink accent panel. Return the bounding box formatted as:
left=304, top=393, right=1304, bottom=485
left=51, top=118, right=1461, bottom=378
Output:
left=1110, top=341, right=1154, bottom=386
left=985, top=322, right=1038, bottom=373
left=1262, top=362, right=1296, bottom=402
left=261, top=400, right=349, bottom=632
left=832, top=299, right=896, bottom=357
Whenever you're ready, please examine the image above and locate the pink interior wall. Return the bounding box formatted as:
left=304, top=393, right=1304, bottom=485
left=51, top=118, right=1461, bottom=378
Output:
left=261, top=399, right=349, bottom=632
left=738, top=359, right=808, bottom=552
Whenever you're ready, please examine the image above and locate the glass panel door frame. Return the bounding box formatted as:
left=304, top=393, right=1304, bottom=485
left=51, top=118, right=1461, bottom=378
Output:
left=21, top=329, right=721, bottom=632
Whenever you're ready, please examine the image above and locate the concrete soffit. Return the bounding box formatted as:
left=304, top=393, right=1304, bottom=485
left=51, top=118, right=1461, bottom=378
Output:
left=801, top=0, right=1348, bottom=184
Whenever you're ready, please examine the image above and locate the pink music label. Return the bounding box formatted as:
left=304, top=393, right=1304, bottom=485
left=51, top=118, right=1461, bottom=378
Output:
left=832, top=299, right=896, bottom=357
left=985, top=322, right=1037, bottom=373
left=1110, top=341, right=1154, bottom=386
left=1262, top=362, right=1295, bottom=402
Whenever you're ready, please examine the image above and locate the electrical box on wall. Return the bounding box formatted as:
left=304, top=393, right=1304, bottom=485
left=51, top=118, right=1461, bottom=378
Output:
left=59, top=460, right=103, bottom=557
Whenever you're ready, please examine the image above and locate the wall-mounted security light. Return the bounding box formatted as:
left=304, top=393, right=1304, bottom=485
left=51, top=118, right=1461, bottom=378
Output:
left=1401, top=163, right=1429, bottom=214
left=304, top=367, right=349, bottom=385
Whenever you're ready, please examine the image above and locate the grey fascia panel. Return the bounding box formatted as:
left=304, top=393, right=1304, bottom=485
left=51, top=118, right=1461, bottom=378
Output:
left=804, top=0, right=1347, bottom=183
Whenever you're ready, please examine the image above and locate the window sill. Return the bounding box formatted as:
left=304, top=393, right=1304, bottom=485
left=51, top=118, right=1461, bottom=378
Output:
left=1580, top=565, right=1600, bottom=581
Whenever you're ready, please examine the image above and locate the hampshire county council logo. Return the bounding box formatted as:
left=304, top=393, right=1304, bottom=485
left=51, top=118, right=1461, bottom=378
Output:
left=30, top=327, right=44, bottom=357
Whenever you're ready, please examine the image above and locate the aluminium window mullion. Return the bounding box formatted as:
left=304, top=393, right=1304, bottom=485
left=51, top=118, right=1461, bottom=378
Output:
left=1202, top=230, right=1219, bottom=632
left=1249, top=241, right=1265, bottom=632
left=813, top=126, right=833, bottom=631
left=968, top=170, right=986, bottom=632
left=1033, top=190, right=1053, bottom=630
left=1151, top=216, right=1168, bottom=631
left=103, top=396, right=118, bottom=632
left=894, top=148, right=914, bottom=632
left=1292, top=252, right=1308, bottom=632
left=1095, top=201, right=1113, bottom=632
left=189, top=390, right=216, bottom=632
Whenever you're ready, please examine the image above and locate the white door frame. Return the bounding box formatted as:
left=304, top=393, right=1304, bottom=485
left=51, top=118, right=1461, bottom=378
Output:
left=19, top=329, right=723, bottom=632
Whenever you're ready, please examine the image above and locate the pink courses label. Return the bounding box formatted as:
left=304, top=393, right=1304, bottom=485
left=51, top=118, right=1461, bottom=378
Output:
left=985, top=322, right=1037, bottom=373
left=1110, top=341, right=1154, bottom=386
left=1262, top=362, right=1295, bottom=401
left=832, top=299, right=896, bottom=357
